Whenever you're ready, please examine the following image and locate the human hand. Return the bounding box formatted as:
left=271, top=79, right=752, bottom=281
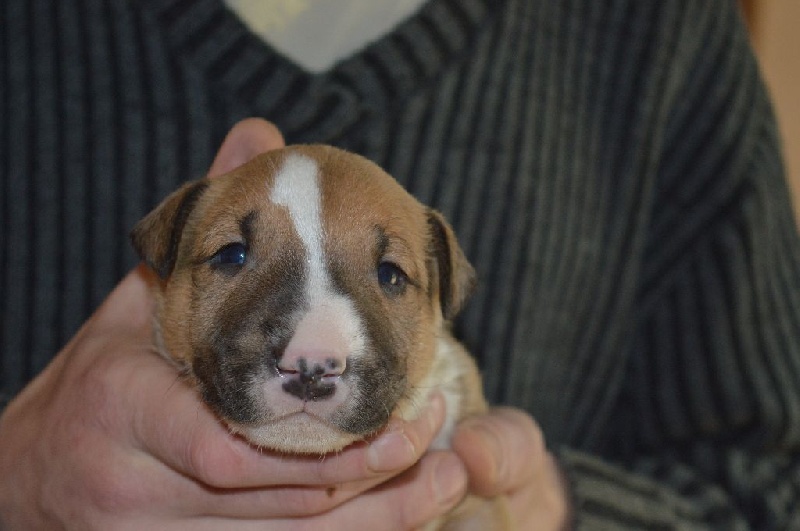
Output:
left=451, top=407, right=571, bottom=530
left=0, top=118, right=469, bottom=530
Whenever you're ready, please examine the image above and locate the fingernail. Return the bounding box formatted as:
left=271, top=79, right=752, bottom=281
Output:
left=367, top=430, right=416, bottom=472
left=434, top=454, right=467, bottom=506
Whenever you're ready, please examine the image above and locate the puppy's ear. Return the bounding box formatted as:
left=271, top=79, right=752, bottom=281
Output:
left=427, top=210, right=476, bottom=321
left=131, top=180, right=208, bottom=279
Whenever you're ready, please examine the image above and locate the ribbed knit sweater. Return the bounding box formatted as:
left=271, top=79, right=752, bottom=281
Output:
left=3, top=0, right=800, bottom=527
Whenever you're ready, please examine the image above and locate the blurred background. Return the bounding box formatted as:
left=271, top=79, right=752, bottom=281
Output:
left=741, top=0, right=800, bottom=216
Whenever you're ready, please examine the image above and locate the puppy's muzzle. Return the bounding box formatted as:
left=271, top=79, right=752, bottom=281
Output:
left=264, top=300, right=358, bottom=409
left=277, top=353, right=346, bottom=401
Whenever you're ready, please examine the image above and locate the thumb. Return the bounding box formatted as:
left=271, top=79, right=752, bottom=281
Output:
left=450, top=408, right=544, bottom=497
left=207, top=118, right=285, bottom=178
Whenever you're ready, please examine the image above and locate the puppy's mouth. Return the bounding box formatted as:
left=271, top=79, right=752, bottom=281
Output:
left=266, top=405, right=340, bottom=423
left=206, top=362, right=403, bottom=454
left=226, top=409, right=366, bottom=454
left=193, top=325, right=406, bottom=453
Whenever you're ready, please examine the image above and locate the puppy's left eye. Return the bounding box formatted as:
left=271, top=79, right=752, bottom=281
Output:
left=378, top=261, right=408, bottom=296
left=210, top=242, right=247, bottom=272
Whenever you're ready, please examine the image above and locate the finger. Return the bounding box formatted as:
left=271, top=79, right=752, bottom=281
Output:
left=207, top=118, right=285, bottom=178
left=130, top=392, right=448, bottom=519
left=288, top=451, right=468, bottom=531
left=133, top=381, right=447, bottom=491
left=450, top=407, right=544, bottom=497
left=166, top=465, right=421, bottom=520
left=317, top=451, right=468, bottom=530
left=89, top=454, right=466, bottom=530
left=504, top=452, right=570, bottom=531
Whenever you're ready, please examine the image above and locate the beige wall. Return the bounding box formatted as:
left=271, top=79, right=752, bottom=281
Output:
left=746, top=0, right=800, bottom=216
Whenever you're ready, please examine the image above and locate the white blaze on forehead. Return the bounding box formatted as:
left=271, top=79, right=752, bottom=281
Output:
left=270, top=154, right=327, bottom=299
left=269, top=153, right=366, bottom=357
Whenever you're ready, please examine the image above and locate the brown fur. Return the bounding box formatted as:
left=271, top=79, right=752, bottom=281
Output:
left=132, top=145, right=509, bottom=529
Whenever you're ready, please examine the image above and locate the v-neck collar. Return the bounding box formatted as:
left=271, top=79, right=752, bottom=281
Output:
left=142, top=0, right=493, bottom=140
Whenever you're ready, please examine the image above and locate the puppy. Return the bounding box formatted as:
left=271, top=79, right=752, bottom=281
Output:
left=131, top=145, right=509, bottom=529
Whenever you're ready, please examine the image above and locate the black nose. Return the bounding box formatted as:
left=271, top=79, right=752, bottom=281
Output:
left=281, top=359, right=337, bottom=401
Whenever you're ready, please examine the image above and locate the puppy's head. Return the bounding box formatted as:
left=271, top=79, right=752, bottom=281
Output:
left=131, top=145, right=475, bottom=453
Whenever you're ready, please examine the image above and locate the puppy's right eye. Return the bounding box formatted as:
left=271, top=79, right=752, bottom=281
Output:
left=377, top=261, right=408, bottom=296
left=210, top=242, right=247, bottom=272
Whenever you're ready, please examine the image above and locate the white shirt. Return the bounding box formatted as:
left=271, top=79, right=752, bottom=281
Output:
left=222, top=0, right=428, bottom=73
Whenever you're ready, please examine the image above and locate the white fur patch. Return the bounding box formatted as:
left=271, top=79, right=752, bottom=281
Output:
left=269, top=154, right=366, bottom=359
left=399, top=336, right=465, bottom=450
left=270, top=154, right=328, bottom=303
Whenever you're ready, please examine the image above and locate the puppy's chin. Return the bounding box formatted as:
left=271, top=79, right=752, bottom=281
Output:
left=228, top=415, right=363, bottom=454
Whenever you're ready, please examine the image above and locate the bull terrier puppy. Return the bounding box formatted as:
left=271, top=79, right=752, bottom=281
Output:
left=132, top=145, right=509, bottom=529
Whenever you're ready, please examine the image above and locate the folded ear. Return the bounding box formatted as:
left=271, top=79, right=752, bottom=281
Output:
left=130, top=180, right=208, bottom=279
left=427, top=210, right=476, bottom=321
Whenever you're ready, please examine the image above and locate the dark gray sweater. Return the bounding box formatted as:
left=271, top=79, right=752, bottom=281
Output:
left=3, top=0, right=800, bottom=527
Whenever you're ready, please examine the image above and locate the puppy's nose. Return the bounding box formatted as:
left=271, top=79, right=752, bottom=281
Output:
left=276, top=301, right=355, bottom=401
left=277, top=352, right=346, bottom=401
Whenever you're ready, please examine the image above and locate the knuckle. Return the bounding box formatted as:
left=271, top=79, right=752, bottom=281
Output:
left=79, top=458, right=147, bottom=514
left=184, top=434, right=255, bottom=488
left=184, top=433, right=230, bottom=486
left=71, top=340, right=137, bottom=429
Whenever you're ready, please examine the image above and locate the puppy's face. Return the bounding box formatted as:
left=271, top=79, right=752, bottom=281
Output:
left=132, top=145, right=474, bottom=453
